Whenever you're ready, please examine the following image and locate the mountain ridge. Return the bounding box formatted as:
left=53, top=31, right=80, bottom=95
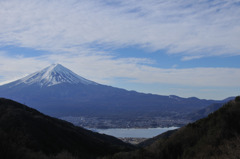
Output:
left=0, top=64, right=230, bottom=127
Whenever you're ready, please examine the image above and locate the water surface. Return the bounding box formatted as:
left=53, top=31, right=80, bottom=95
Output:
left=94, top=127, right=179, bottom=138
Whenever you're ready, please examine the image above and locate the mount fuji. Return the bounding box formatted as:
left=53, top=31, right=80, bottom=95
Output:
left=0, top=64, right=225, bottom=124
left=14, top=63, right=97, bottom=87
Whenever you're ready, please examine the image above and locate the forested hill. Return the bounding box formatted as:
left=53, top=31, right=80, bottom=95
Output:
left=0, top=98, right=134, bottom=159
left=106, top=96, right=240, bottom=159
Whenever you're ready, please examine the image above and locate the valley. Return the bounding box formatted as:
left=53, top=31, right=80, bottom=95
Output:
left=1, top=96, right=240, bottom=159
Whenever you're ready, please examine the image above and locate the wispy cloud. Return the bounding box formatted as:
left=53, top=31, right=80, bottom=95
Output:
left=0, top=0, right=239, bottom=99
left=0, top=51, right=49, bottom=84
left=181, top=55, right=203, bottom=61
left=0, top=0, right=239, bottom=58
left=1, top=52, right=240, bottom=88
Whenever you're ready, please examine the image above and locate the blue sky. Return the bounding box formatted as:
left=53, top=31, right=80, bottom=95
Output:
left=0, top=0, right=240, bottom=99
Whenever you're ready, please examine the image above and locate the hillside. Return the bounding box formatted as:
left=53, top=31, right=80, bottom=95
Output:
left=185, top=103, right=224, bottom=121
left=106, top=96, right=240, bottom=159
left=0, top=98, right=133, bottom=159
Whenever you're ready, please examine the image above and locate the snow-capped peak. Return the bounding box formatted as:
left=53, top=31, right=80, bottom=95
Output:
left=15, top=64, right=97, bottom=87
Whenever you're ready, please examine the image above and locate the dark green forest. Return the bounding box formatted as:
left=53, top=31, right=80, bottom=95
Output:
left=104, top=96, right=240, bottom=159
left=0, top=98, right=133, bottom=159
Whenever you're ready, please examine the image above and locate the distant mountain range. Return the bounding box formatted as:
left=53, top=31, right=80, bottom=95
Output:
left=0, top=98, right=133, bottom=159
left=0, top=64, right=233, bottom=127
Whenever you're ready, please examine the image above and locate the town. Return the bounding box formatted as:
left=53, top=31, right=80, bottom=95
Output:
left=61, top=116, right=191, bottom=129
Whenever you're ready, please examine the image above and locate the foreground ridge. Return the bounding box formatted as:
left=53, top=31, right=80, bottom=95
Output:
left=107, top=96, right=240, bottom=159
left=0, top=98, right=133, bottom=159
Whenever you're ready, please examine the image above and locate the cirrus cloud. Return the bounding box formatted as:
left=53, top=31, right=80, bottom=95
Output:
left=0, top=52, right=239, bottom=88
left=0, top=0, right=239, bottom=58
left=0, top=0, right=240, bottom=99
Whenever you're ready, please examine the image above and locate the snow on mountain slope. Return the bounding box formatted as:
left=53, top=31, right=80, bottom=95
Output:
left=13, top=64, right=97, bottom=87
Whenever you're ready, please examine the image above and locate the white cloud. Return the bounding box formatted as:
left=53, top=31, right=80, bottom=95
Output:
left=0, top=0, right=239, bottom=99
left=181, top=55, right=203, bottom=61
left=0, top=0, right=239, bottom=58
left=0, top=51, right=49, bottom=84
left=0, top=52, right=240, bottom=88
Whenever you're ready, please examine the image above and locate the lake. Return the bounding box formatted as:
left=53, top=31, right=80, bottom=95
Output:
left=93, top=127, right=179, bottom=138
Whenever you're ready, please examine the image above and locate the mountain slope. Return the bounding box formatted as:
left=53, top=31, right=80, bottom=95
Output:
left=9, top=64, right=96, bottom=87
left=0, top=64, right=221, bottom=126
left=107, top=96, right=240, bottom=159
left=183, top=96, right=234, bottom=121
left=185, top=103, right=224, bottom=121
left=0, top=98, right=133, bottom=159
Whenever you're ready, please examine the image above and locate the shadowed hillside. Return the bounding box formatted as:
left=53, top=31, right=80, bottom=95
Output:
left=105, top=96, right=240, bottom=159
left=0, top=98, right=134, bottom=159
left=185, top=102, right=224, bottom=121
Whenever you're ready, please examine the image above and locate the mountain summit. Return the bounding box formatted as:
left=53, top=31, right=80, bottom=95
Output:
left=12, top=64, right=96, bottom=87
